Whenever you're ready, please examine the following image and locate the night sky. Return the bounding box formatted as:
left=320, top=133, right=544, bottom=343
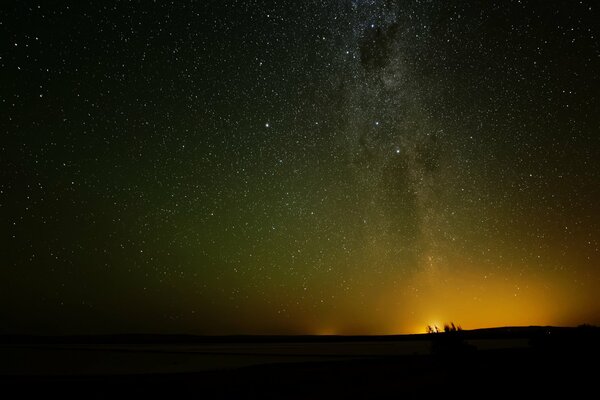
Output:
left=2, top=1, right=599, bottom=335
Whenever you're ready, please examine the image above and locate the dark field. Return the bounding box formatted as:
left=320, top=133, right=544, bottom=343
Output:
left=1, top=327, right=598, bottom=399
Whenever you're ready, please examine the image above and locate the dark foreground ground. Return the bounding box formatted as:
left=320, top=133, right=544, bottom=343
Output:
left=1, top=327, right=599, bottom=399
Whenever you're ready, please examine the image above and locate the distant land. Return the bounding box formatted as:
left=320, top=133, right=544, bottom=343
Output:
left=1, top=325, right=597, bottom=344
left=2, top=325, right=599, bottom=399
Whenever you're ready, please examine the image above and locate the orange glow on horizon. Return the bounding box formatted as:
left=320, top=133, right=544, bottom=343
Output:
left=292, top=260, right=597, bottom=336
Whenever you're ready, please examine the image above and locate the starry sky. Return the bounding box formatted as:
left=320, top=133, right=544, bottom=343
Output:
left=2, top=1, right=599, bottom=335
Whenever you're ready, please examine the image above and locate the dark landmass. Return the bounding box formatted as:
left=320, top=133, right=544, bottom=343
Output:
left=0, top=325, right=591, bottom=344
left=1, top=326, right=598, bottom=399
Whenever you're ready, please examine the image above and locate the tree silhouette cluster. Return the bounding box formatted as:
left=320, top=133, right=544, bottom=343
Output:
left=426, top=322, right=474, bottom=356
left=426, top=322, right=462, bottom=334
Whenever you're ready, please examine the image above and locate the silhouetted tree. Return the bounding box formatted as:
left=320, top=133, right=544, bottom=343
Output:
left=429, top=322, right=475, bottom=356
